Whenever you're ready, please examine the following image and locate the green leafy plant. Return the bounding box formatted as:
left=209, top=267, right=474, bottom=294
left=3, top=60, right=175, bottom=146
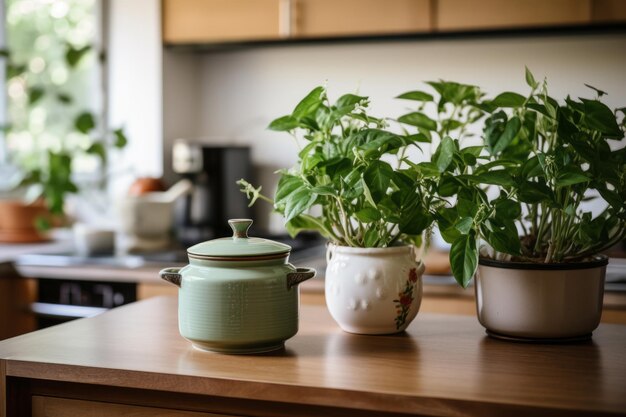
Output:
left=238, top=86, right=438, bottom=248
left=399, top=69, right=626, bottom=287
left=0, top=47, right=127, bottom=216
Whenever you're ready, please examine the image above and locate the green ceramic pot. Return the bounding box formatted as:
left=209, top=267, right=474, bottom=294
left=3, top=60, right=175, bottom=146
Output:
left=160, top=219, right=315, bottom=354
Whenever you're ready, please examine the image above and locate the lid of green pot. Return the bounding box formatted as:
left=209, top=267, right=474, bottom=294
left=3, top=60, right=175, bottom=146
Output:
left=187, top=219, right=291, bottom=259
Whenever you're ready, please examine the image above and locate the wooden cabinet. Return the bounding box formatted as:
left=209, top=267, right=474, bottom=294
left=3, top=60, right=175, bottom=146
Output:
left=163, top=0, right=432, bottom=43
left=592, top=0, right=626, bottom=22
left=436, top=0, right=592, bottom=31
left=162, top=0, right=284, bottom=43
left=163, top=0, right=625, bottom=45
left=292, top=0, right=431, bottom=38
left=32, top=396, right=233, bottom=417
left=0, top=276, right=36, bottom=340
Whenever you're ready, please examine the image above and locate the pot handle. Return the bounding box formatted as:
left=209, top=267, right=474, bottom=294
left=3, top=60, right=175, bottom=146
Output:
left=160, top=267, right=182, bottom=287
left=286, top=267, right=316, bottom=289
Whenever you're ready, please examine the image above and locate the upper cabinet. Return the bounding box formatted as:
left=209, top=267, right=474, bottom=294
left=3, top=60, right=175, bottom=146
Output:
left=436, top=0, right=591, bottom=31
left=162, top=0, right=626, bottom=45
left=292, top=0, right=431, bottom=38
left=163, top=0, right=284, bottom=43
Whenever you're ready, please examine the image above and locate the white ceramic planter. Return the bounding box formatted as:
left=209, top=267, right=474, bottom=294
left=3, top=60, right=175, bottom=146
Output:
left=476, top=256, right=608, bottom=341
left=325, top=244, right=425, bottom=334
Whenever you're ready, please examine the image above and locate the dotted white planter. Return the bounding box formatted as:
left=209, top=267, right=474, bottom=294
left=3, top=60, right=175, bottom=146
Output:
left=325, top=244, right=424, bottom=334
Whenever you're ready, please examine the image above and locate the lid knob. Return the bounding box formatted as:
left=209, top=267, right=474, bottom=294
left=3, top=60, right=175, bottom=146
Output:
left=229, top=218, right=253, bottom=239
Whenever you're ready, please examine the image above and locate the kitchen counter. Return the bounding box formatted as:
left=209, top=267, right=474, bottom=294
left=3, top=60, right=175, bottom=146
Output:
left=1, top=296, right=626, bottom=417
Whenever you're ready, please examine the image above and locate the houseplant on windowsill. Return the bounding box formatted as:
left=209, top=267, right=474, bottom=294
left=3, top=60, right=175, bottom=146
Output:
left=399, top=69, right=626, bottom=341
left=0, top=42, right=127, bottom=243
left=238, top=86, right=440, bottom=334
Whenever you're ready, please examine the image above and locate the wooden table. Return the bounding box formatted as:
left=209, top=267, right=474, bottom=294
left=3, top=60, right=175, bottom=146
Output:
left=1, top=297, right=625, bottom=417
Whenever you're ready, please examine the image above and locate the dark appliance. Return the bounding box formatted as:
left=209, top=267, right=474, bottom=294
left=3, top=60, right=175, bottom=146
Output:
left=172, top=141, right=252, bottom=246
left=34, top=278, right=136, bottom=328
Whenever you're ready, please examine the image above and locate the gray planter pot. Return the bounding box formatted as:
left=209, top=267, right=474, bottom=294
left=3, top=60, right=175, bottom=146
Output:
left=475, top=256, right=608, bottom=342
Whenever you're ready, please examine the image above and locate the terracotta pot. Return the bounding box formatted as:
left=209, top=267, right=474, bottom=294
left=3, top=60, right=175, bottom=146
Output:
left=325, top=244, right=424, bottom=334
left=475, top=256, right=608, bottom=341
left=0, top=199, right=50, bottom=243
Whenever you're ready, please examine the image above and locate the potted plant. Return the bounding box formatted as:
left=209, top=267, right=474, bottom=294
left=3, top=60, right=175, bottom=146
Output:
left=0, top=41, right=127, bottom=242
left=239, top=86, right=438, bottom=334
left=398, top=69, right=626, bottom=341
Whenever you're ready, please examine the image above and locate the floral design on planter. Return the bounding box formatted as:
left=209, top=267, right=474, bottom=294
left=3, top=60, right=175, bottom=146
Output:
left=393, top=268, right=418, bottom=330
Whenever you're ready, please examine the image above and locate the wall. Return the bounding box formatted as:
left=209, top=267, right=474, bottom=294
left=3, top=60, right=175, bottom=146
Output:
left=107, top=0, right=162, bottom=196
left=163, top=33, right=626, bottom=232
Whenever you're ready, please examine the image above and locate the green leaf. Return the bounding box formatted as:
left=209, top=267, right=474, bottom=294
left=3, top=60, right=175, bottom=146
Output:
left=275, top=175, right=304, bottom=204
left=7, top=63, right=26, bottom=79
left=363, top=160, right=394, bottom=202
left=364, top=227, right=380, bottom=247
left=397, top=112, right=437, bottom=131
left=285, top=216, right=326, bottom=238
left=399, top=207, right=430, bottom=235
left=65, top=44, right=91, bottom=68
left=396, top=91, right=434, bottom=102
left=413, top=161, right=440, bottom=178
left=86, top=142, right=106, bottom=161
left=74, top=112, right=96, bottom=134
left=450, top=232, right=478, bottom=288
left=113, top=128, right=128, bottom=148
left=581, top=99, right=622, bottom=138
left=438, top=174, right=461, bottom=197
left=484, top=224, right=522, bottom=256
left=455, top=217, right=473, bottom=234
left=268, top=115, right=299, bottom=131
left=310, top=185, right=335, bottom=196
left=361, top=178, right=377, bottom=208
left=34, top=216, right=51, bottom=232
left=457, top=198, right=478, bottom=218
left=355, top=207, right=381, bottom=223
left=555, top=170, right=589, bottom=187
left=461, top=146, right=483, bottom=157
left=28, top=87, right=45, bottom=105
left=518, top=180, right=553, bottom=203
left=335, top=93, right=367, bottom=109
left=490, top=92, right=525, bottom=108
left=495, top=199, right=521, bottom=220
left=475, top=170, right=515, bottom=187
left=284, top=187, right=317, bottom=222
left=435, top=136, right=455, bottom=172
left=525, top=66, right=538, bottom=89
left=406, top=133, right=431, bottom=143
left=491, top=116, right=521, bottom=155
left=292, top=86, right=325, bottom=120
left=56, top=93, right=73, bottom=105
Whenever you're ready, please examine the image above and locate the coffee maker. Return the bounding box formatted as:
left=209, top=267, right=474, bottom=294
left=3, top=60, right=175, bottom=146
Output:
left=172, top=140, right=252, bottom=246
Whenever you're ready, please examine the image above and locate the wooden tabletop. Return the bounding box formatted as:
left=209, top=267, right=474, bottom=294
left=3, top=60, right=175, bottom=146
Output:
left=1, top=297, right=626, bottom=416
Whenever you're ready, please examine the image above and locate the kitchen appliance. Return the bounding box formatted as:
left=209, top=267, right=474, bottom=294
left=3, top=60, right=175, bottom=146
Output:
left=172, top=141, right=252, bottom=246
left=160, top=218, right=316, bottom=354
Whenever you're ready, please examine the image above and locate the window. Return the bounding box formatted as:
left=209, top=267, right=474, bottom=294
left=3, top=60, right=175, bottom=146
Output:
left=2, top=0, right=103, bottom=183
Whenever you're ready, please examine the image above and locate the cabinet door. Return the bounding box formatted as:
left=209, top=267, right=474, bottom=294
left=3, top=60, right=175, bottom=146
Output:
left=436, top=0, right=592, bottom=31
left=293, top=0, right=431, bottom=38
left=592, top=0, right=626, bottom=22
left=163, top=0, right=283, bottom=43
left=32, top=396, right=240, bottom=417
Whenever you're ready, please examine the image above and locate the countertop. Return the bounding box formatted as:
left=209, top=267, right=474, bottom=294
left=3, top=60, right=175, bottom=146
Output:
left=1, top=296, right=626, bottom=416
